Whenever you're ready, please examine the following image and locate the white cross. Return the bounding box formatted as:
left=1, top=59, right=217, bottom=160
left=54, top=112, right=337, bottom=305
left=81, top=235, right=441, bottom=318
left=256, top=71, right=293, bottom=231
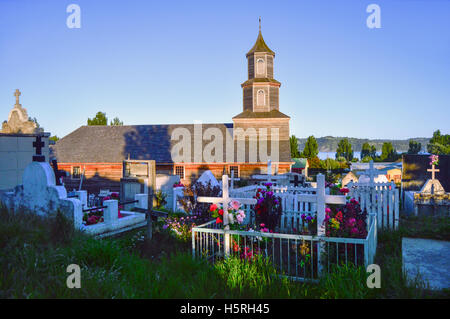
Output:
left=427, top=164, right=440, bottom=181
left=197, top=175, right=256, bottom=228
left=252, top=159, right=287, bottom=184
left=365, top=160, right=378, bottom=187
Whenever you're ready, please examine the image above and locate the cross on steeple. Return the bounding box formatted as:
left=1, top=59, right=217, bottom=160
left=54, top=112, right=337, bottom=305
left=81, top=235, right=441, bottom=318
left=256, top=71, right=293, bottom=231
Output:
left=259, top=17, right=261, bottom=31
left=32, top=135, right=45, bottom=162
left=14, top=89, right=21, bottom=106
left=427, top=164, right=440, bottom=181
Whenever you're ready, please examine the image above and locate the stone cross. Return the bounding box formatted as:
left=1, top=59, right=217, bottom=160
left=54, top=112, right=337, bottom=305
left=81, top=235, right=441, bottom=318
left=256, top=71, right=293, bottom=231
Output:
left=14, top=89, right=21, bottom=106
left=427, top=164, right=440, bottom=181
left=197, top=175, right=257, bottom=257
left=32, top=135, right=45, bottom=162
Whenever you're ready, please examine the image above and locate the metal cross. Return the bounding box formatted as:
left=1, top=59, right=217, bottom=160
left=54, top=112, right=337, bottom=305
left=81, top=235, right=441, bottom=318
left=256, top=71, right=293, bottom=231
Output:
left=289, top=174, right=301, bottom=187
left=32, top=135, right=45, bottom=162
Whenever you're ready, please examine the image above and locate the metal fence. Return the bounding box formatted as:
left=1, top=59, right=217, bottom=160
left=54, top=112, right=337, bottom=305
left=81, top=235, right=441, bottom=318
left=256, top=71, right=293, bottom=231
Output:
left=192, top=213, right=377, bottom=282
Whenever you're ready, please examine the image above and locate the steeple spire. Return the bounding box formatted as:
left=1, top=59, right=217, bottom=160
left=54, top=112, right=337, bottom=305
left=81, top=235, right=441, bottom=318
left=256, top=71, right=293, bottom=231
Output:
left=246, top=19, right=275, bottom=57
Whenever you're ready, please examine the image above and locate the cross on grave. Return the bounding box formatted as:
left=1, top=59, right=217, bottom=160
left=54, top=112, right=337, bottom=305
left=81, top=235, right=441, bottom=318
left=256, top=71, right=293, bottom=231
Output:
left=427, top=164, right=440, bottom=181
left=32, top=135, right=45, bottom=162
left=14, top=89, right=21, bottom=106
left=252, top=159, right=287, bottom=185
left=364, top=160, right=378, bottom=187
left=197, top=175, right=257, bottom=257
left=289, top=174, right=302, bottom=187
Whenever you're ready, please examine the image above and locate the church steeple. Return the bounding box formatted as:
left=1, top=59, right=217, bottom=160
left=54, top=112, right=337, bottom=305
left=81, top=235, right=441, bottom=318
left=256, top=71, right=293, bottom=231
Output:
left=240, top=21, right=281, bottom=113
left=246, top=19, right=275, bottom=57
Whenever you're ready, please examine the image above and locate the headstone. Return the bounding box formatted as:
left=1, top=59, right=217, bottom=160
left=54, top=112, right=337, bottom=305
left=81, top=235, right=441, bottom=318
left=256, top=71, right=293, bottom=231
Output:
left=1, top=89, right=41, bottom=134
left=196, top=170, right=220, bottom=188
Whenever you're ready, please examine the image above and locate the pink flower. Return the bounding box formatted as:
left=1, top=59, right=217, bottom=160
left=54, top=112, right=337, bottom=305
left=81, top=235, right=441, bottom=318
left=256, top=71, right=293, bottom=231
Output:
left=229, top=200, right=241, bottom=210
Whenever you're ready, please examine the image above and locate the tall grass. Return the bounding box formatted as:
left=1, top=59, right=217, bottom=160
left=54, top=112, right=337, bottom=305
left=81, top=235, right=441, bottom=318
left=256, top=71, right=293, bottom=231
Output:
left=1, top=205, right=447, bottom=298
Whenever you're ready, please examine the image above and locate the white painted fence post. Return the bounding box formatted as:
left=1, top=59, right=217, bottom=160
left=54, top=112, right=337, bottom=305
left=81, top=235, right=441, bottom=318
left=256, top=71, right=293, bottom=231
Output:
left=316, top=174, right=326, bottom=276
left=394, top=189, right=399, bottom=230
left=222, top=175, right=231, bottom=258
left=103, top=199, right=118, bottom=225
left=75, top=190, right=87, bottom=208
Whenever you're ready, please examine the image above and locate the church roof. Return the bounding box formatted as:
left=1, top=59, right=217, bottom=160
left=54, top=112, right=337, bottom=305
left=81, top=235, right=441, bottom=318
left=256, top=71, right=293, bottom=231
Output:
left=232, top=110, right=290, bottom=119
left=241, top=78, right=281, bottom=87
left=51, top=124, right=292, bottom=164
left=246, top=30, right=275, bottom=57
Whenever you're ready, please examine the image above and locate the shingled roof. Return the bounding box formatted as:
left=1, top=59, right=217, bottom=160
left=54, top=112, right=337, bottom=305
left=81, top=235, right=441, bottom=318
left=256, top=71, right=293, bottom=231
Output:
left=233, top=110, right=290, bottom=119
left=246, top=30, right=275, bottom=57
left=52, top=124, right=292, bottom=164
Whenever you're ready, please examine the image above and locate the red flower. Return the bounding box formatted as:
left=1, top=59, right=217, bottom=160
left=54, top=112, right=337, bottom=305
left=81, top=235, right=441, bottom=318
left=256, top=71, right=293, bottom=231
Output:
left=336, top=211, right=343, bottom=221
left=210, top=204, right=218, bottom=212
left=216, top=217, right=223, bottom=224
left=218, top=209, right=223, bottom=216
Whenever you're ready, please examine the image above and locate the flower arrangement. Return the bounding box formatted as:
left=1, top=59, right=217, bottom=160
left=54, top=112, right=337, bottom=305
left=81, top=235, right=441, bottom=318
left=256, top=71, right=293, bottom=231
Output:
left=162, top=214, right=198, bottom=242
left=210, top=199, right=247, bottom=230
left=173, top=181, right=185, bottom=188
left=179, top=181, right=221, bottom=220
left=253, top=183, right=282, bottom=230
left=323, top=198, right=367, bottom=238
left=82, top=192, right=123, bottom=225
left=429, top=154, right=439, bottom=166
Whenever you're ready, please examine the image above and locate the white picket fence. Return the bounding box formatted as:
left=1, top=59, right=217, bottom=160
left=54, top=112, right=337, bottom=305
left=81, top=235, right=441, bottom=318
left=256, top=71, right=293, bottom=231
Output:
left=192, top=174, right=378, bottom=281
left=347, top=181, right=399, bottom=230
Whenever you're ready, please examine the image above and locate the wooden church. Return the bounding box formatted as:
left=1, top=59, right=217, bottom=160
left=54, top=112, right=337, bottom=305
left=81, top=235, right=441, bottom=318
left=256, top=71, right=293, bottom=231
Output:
left=52, top=25, right=293, bottom=192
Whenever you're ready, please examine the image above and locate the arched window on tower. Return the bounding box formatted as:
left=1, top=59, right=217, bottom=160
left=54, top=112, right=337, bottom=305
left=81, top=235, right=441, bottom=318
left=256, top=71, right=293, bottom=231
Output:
left=257, top=58, right=265, bottom=75
left=257, top=89, right=265, bottom=106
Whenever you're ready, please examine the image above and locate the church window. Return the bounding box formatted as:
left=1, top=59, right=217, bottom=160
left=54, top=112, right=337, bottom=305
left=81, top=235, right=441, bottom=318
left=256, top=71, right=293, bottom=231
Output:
left=72, top=166, right=81, bottom=179
left=257, top=89, right=265, bottom=106
left=175, top=165, right=185, bottom=180
left=257, top=58, right=265, bottom=75
left=229, top=166, right=239, bottom=178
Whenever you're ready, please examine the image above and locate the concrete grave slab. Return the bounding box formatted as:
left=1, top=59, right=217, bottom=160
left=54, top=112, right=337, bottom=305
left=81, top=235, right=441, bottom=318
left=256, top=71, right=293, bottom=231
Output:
left=402, top=237, right=450, bottom=290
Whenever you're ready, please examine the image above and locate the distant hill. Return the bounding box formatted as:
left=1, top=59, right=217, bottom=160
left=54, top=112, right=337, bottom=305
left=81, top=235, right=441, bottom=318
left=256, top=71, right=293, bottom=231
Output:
left=296, top=136, right=430, bottom=153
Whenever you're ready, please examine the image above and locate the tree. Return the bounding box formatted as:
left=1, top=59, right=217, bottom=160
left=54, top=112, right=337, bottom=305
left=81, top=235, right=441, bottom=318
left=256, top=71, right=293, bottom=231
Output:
left=361, top=142, right=376, bottom=159
left=335, top=138, right=353, bottom=162
left=301, top=136, right=319, bottom=159
left=110, top=117, right=124, bottom=126
left=290, top=135, right=301, bottom=158
left=427, top=129, right=450, bottom=155
left=407, top=140, right=421, bottom=154
left=380, top=142, right=399, bottom=162
left=87, top=112, right=107, bottom=126
left=49, top=135, right=59, bottom=142
left=361, top=155, right=373, bottom=163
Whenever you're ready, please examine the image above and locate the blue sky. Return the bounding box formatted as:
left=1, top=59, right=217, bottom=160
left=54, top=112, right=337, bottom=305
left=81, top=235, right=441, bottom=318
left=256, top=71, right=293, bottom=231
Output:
left=1, top=0, right=449, bottom=139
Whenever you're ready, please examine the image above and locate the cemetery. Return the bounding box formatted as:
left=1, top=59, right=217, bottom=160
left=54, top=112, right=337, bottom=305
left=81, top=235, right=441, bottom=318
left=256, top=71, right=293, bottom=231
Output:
left=1, top=3, right=449, bottom=301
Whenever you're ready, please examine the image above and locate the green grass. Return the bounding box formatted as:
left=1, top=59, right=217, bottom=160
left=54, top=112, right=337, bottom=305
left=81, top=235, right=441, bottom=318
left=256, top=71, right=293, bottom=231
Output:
left=1, top=206, right=448, bottom=298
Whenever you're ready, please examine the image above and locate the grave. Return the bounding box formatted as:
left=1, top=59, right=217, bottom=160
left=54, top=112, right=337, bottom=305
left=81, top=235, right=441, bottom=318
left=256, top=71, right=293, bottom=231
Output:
left=0, top=135, right=150, bottom=237
left=403, top=155, right=450, bottom=216
left=196, top=170, right=220, bottom=188
left=402, top=237, right=450, bottom=290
